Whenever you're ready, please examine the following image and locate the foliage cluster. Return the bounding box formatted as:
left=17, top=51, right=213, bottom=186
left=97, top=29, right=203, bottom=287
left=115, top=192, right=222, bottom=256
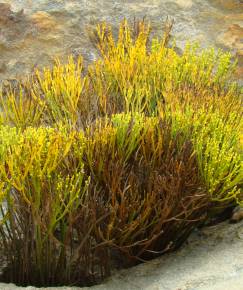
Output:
left=0, top=20, right=242, bottom=287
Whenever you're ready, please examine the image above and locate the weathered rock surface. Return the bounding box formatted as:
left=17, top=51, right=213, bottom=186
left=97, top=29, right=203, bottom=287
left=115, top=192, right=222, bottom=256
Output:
left=0, top=0, right=243, bottom=81
left=217, top=22, right=243, bottom=79
left=212, top=0, right=243, bottom=10
left=0, top=220, right=242, bottom=290
left=30, top=11, right=58, bottom=31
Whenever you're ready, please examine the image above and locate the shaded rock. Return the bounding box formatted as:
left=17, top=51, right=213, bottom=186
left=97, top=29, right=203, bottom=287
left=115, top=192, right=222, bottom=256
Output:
left=231, top=206, right=243, bottom=223
left=0, top=3, right=29, bottom=46
left=0, top=61, right=7, bottom=73
left=0, top=3, right=12, bottom=24
left=0, top=3, right=24, bottom=25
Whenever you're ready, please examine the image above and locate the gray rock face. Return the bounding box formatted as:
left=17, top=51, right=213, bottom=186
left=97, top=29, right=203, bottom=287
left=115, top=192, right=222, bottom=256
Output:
left=0, top=220, right=242, bottom=290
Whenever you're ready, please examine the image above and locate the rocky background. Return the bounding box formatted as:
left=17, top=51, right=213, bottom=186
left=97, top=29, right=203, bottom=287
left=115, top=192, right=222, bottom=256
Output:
left=0, top=0, right=242, bottom=82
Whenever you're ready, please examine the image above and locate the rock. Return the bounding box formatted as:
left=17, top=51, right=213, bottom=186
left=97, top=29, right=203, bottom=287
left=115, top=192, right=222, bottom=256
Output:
left=217, top=25, right=243, bottom=80
left=217, top=23, right=243, bottom=79
left=0, top=0, right=242, bottom=82
left=224, top=12, right=243, bottom=21
left=0, top=3, right=12, bottom=17
left=175, top=0, right=193, bottom=9
left=212, top=0, right=243, bottom=10
left=0, top=3, right=13, bottom=24
left=30, top=11, right=58, bottom=31
left=217, top=24, right=243, bottom=50
left=0, top=3, right=24, bottom=24
left=0, top=62, right=6, bottom=73
left=231, top=206, right=243, bottom=223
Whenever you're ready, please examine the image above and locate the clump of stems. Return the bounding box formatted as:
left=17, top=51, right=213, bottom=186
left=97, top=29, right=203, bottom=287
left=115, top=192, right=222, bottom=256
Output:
left=0, top=19, right=242, bottom=287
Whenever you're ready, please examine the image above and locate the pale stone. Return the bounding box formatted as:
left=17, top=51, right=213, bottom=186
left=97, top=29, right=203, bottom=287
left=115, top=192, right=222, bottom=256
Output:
left=175, top=0, right=193, bottom=9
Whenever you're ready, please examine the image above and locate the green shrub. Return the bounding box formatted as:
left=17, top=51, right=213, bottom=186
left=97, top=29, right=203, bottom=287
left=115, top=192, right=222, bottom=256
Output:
left=0, top=19, right=242, bottom=287
left=0, top=127, right=99, bottom=286
left=168, top=106, right=242, bottom=205
left=84, top=114, right=208, bottom=263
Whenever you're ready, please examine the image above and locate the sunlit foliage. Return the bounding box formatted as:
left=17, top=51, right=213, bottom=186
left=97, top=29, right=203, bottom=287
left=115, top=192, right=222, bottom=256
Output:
left=0, top=19, right=242, bottom=287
